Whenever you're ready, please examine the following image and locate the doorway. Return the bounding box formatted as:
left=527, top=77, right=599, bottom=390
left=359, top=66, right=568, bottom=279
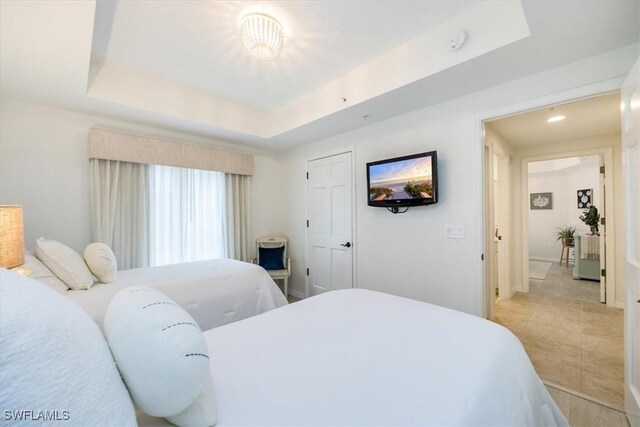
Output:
left=526, top=155, right=604, bottom=303
left=306, top=151, right=355, bottom=296
left=482, top=92, right=625, bottom=410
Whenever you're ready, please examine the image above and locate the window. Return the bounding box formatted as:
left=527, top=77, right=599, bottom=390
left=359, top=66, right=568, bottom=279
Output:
left=150, top=165, right=226, bottom=266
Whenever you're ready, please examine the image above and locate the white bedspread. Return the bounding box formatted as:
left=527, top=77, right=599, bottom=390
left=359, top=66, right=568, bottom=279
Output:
left=139, top=289, right=568, bottom=426
left=66, top=259, right=287, bottom=331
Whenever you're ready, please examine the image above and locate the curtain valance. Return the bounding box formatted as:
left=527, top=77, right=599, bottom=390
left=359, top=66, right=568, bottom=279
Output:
left=88, top=128, right=254, bottom=176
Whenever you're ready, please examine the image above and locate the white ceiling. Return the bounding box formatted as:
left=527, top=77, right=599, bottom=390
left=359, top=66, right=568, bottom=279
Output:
left=1, top=1, right=639, bottom=151
left=487, top=92, right=622, bottom=148
left=528, top=156, right=599, bottom=174
left=94, top=1, right=478, bottom=110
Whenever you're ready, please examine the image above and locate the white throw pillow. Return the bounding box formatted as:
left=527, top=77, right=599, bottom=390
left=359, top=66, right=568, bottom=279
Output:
left=36, top=237, right=94, bottom=290
left=11, top=254, right=69, bottom=293
left=0, top=269, right=136, bottom=426
left=104, top=286, right=217, bottom=427
left=83, top=243, right=118, bottom=283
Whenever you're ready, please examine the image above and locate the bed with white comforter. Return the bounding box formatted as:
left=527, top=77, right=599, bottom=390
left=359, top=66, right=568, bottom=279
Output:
left=140, top=289, right=568, bottom=426
left=66, top=259, right=287, bottom=330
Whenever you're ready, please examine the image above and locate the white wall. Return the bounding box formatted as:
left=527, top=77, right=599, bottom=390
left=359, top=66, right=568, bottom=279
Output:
left=0, top=98, right=285, bottom=257
left=527, top=157, right=600, bottom=261
left=280, top=46, right=635, bottom=316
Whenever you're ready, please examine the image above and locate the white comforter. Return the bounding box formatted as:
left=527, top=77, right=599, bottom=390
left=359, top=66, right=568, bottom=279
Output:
left=66, top=259, right=287, bottom=331
left=139, top=289, right=568, bottom=426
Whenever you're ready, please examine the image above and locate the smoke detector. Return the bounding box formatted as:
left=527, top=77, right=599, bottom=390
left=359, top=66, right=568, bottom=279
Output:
left=448, top=31, right=468, bottom=51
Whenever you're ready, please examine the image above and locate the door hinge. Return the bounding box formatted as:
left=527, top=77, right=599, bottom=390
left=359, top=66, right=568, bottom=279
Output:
left=600, top=217, right=605, bottom=225
left=601, top=268, right=606, bottom=277
left=306, top=172, right=309, bottom=179
left=600, top=165, right=605, bottom=174
left=306, top=268, right=309, bottom=276
left=306, top=220, right=309, bottom=228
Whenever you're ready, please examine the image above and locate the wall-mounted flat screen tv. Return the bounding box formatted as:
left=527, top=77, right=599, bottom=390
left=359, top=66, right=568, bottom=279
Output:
left=367, top=151, right=438, bottom=208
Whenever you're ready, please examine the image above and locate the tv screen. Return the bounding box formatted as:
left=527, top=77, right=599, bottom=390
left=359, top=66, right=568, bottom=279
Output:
left=367, top=151, right=438, bottom=208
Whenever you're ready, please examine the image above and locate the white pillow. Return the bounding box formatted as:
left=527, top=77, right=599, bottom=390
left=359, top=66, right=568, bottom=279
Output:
left=104, top=286, right=217, bottom=427
left=11, top=254, right=69, bottom=293
left=35, top=237, right=94, bottom=290
left=83, top=243, right=118, bottom=283
left=0, top=269, right=136, bottom=426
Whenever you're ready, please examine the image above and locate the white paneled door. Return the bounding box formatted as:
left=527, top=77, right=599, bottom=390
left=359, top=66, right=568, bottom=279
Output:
left=307, top=152, right=353, bottom=296
left=622, top=57, right=640, bottom=427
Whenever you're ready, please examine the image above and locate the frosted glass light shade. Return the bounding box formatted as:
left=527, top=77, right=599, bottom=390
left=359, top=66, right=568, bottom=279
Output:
left=0, top=205, right=24, bottom=268
left=240, top=13, right=284, bottom=62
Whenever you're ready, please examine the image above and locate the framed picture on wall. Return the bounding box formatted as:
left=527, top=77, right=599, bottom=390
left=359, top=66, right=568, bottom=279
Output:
left=577, top=188, right=592, bottom=209
left=530, top=192, right=553, bottom=210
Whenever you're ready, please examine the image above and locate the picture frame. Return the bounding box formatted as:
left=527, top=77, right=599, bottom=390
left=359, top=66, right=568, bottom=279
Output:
left=530, top=192, right=553, bottom=210
left=577, top=188, right=592, bottom=209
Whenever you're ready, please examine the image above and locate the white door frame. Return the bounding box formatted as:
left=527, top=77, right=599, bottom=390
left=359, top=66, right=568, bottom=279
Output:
left=477, top=76, right=623, bottom=318
left=304, top=147, right=357, bottom=298
left=483, top=139, right=512, bottom=318
left=520, top=148, right=615, bottom=305
left=493, top=149, right=511, bottom=300
left=483, top=143, right=495, bottom=319
left=621, top=57, right=640, bottom=426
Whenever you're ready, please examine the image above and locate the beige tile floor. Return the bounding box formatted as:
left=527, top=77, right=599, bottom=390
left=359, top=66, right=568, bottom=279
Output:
left=495, top=291, right=624, bottom=409
left=547, top=385, right=630, bottom=427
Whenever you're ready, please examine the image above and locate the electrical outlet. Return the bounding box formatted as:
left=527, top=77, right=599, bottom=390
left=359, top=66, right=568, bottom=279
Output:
left=445, top=224, right=464, bottom=239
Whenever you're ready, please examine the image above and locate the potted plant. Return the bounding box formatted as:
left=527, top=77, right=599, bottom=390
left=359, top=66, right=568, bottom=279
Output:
left=579, top=205, right=600, bottom=235
left=556, top=226, right=576, bottom=246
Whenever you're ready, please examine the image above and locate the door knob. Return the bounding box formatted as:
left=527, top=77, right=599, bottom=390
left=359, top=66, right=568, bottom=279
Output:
left=340, top=242, right=351, bottom=248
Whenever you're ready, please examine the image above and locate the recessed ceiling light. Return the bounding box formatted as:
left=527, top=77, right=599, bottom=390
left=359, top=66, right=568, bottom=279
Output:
left=547, top=115, right=566, bottom=123
left=240, top=12, right=284, bottom=62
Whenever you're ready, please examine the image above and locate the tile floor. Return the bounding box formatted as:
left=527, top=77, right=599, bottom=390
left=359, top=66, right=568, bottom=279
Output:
left=530, top=261, right=600, bottom=303
left=547, top=385, right=630, bottom=427
left=495, top=291, right=624, bottom=409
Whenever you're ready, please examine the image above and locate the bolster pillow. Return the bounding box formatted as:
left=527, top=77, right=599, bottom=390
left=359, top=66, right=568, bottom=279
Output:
left=103, top=286, right=217, bottom=427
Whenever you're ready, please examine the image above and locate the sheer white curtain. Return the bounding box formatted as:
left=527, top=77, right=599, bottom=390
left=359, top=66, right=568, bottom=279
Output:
left=150, top=165, right=227, bottom=266
left=225, top=174, right=251, bottom=262
left=89, top=159, right=150, bottom=269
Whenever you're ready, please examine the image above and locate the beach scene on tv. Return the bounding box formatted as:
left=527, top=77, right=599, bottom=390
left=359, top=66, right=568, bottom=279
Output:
left=369, top=156, right=433, bottom=201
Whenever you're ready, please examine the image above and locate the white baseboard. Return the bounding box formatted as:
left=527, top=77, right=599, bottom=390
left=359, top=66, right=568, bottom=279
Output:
left=288, top=289, right=306, bottom=299
left=529, top=256, right=558, bottom=263
left=613, top=301, right=624, bottom=309
left=508, top=286, right=522, bottom=298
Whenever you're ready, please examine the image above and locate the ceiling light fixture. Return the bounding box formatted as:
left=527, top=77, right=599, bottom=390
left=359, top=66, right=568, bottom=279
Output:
left=240, top=12, right=284, bottom=62
left=547, top=115, right=566, bottom=123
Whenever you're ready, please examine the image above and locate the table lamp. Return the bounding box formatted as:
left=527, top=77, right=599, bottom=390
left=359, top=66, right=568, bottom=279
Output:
left=0, top=205, right=25, bottom=268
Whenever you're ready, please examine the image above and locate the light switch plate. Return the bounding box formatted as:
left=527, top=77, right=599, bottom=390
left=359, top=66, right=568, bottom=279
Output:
left=445, top=224, right=465, bottom=239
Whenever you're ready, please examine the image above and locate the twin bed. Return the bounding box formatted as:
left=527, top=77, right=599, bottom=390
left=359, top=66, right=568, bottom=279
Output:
left=66, top=259, right=288, bottom=330
left=137, top=289, right=567, bottom=426
left=28, top=258, right=565, bottom=425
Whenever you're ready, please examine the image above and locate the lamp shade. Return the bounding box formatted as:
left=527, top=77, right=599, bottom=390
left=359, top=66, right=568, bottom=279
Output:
left=0, top=205, right=25, bottom=268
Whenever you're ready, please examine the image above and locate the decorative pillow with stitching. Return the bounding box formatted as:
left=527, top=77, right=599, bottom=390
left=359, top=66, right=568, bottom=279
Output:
left=104, top=286, right=217, bottom=427
left=35, top=238, right=94, bottom=290
left=83, top=243, right=118, bottom=283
